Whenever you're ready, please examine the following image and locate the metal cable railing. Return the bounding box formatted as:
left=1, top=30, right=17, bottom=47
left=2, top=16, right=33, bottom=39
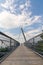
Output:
left=24, top=33, right=43, bottom=55
left=0, top=32, right=20, bottom=62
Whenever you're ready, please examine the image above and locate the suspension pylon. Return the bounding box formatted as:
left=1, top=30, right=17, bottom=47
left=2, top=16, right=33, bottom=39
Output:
left=21, top=27, right=26, bottom=42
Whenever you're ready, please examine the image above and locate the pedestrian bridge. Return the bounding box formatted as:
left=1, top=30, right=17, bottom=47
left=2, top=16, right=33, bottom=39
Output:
left=0, top=32, right=43, bottom=65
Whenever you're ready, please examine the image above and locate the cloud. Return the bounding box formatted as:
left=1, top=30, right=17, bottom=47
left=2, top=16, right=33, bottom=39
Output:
left=0, top=0, right=31, bottom=14
left=1, top=0, right=14, bottom=9
left=4, top=31, right=25, bottom=43
left=20, top=4, right=25, bottom=10
left=25, top=28, right=42, bottom=40
left=20, top=0, right=31, bottom=10
left=0, top=10, right=41, bottom=29
left=0, top=11, right=27, bottom=29
left=1, top=0, right=16, bottom=13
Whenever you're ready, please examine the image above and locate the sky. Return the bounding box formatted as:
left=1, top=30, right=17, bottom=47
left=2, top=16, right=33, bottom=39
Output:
left=0, top=0, right=43, bottom=43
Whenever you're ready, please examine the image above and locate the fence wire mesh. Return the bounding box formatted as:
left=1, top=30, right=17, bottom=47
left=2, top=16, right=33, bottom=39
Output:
left=0, top=32, right=20, bottom=62
left=24, top=33, right=43, bottom=55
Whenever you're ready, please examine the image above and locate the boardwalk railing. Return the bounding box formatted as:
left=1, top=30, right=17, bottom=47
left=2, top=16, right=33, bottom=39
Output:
left=0, top=32, right=20, bottom=63
left=24, top=33, right=43, bottom=55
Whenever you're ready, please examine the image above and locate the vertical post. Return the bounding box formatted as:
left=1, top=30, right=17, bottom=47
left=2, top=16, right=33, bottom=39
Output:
left=33, top=38, right=34, bottom=45
left=14, top=40, right=15, bottom=47
left=33, top=38, right=34, bottom=49
left=10, top=38, right=11, bottom=49
left=1, top=40, right=3, bottom=48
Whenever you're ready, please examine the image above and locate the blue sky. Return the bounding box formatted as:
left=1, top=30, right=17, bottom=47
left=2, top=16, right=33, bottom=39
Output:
left=0, top=0, right=43, bottom=43
left=31, top=0, right=43, bottom=15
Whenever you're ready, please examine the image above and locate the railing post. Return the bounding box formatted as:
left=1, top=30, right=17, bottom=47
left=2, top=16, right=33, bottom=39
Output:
left=33, top=38, right=34, bottom=48
left=1, top=40, right=3, bottom=48
left=14, top=40, right=15, bottom=47
left=10, top=38, right=11, bottom=49
left=33, top=38, right=34, bottom=45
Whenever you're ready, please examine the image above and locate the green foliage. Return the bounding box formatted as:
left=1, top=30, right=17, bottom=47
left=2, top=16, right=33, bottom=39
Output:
left=0, top=47, right=8, bottom=52
left=35, top=40, right=43, bottom=52
left=36, top=33, right=43, bottom=52
left=40, top=34, right=43, bottom=39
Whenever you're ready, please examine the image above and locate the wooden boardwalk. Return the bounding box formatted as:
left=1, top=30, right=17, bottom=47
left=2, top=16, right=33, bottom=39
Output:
left=0, top=45, right=43, bottom=65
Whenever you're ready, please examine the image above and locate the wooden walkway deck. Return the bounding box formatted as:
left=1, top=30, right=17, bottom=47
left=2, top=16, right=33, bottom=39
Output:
left=0, top=45, right=43, bottom=65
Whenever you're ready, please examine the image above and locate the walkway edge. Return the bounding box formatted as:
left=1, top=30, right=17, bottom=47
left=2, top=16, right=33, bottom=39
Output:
left=33, top=50, right=43, bottom=58
left=25, top=46, right=43, bottom=58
